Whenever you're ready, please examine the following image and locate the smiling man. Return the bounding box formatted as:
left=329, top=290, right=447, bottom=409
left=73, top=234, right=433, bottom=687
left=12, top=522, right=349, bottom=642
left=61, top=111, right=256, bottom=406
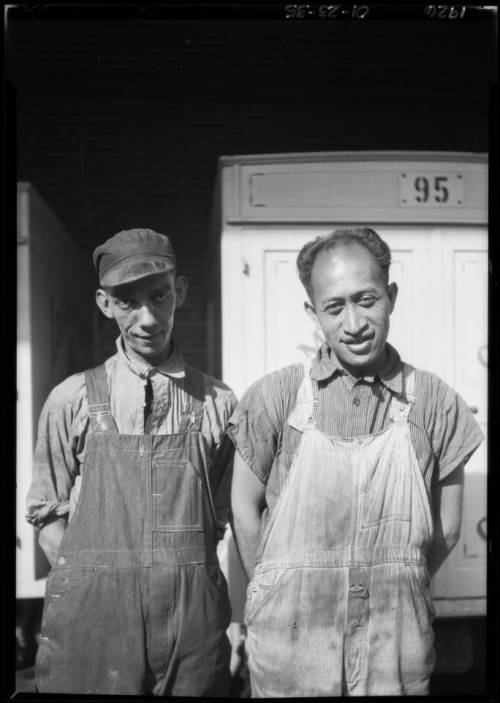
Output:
left=229, top=227, right=483, bottom=697
left=26, top=229, right=236, bottom=696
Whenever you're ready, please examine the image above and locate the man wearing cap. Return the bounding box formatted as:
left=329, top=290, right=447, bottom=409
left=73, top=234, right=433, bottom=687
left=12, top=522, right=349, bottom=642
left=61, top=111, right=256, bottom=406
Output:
left=26, top=229, right=236, bottom=696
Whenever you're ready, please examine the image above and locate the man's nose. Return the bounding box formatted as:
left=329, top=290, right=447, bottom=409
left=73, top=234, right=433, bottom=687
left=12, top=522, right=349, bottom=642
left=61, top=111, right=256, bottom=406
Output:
left=344, top=304, right=368, bottom=336
left=137, top=304, right=157, bottom=327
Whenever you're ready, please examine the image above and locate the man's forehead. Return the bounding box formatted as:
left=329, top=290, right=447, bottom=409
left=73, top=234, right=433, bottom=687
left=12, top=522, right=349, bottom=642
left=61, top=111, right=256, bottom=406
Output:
left=316, top=241, right=373, bottom=266
left=310, top=244, right=388, bottom=303
left=314, top=244, right=384, bottom=279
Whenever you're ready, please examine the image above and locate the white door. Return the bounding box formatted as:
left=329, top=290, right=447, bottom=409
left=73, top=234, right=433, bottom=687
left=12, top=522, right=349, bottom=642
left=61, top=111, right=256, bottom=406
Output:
left=436, top=229, right=487, bottom=598
left=253, top=225, right=487, bottom=599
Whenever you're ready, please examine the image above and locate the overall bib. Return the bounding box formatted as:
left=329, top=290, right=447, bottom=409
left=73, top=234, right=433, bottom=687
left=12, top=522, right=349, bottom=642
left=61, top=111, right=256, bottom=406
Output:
left=35, top=364, right=231, bottom=695
left=245, top=362, right=436, bottom=697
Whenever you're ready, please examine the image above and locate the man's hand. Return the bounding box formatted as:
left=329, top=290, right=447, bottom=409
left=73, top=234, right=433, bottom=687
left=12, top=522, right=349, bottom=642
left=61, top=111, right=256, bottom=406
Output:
left=427, top=463, right=464, bottom=578
left=38, top=517, right=67, bottom=567
left=231, top=452, right=266, bottom=581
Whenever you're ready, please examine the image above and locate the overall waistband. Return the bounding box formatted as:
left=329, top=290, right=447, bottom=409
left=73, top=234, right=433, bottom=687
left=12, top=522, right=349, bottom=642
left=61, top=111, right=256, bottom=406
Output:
left=256, top=546, right=426, bottom=571
left=56, top=545, right=212, bottom=568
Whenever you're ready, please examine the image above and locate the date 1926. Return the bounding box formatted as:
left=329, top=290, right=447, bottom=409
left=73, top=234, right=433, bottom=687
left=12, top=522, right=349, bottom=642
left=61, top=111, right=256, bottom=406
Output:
left=285, top=5, right=370, bottom=19
left=424, top=6, right=466, bottom=18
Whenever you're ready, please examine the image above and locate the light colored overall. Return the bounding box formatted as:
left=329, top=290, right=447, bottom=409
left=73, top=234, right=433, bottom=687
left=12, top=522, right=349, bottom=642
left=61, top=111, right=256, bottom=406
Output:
left=244, top=363, right=436, bottom=697
left=35, top=364, right=231, bottom=695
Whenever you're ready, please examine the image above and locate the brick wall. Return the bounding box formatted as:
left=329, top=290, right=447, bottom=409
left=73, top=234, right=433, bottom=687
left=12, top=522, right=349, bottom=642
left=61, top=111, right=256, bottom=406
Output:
left=7, top=13, right=495, bottom=371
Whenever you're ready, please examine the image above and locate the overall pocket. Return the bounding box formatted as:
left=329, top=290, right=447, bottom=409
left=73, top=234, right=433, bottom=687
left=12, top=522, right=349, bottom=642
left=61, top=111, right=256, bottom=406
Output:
left=360, top=450, right=412, bottom=528
left=192, top=563, right=231, bottom=630
left=195, top=562, right=230, bottom=597
left=40, top=568, right=71, bottom=630
left=406, top=562, right=437, bottom=623
left=152, top=460, right=203, bottom=531
left=244, top=567, right=287, bottom=627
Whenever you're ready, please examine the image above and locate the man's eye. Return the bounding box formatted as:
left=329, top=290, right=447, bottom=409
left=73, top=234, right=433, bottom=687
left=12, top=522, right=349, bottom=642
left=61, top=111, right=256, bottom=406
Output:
left=154, top=293, right=169, bottom=303
left=359, top=296, right=376, bottom=307
left=116, top=299, right=133, bottom=310
left=324, top=305, right=343, bottom=315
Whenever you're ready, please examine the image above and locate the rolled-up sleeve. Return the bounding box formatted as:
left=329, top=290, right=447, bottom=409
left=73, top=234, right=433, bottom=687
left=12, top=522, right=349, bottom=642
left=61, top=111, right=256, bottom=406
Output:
left=210, top=434, right=236, bottom=538
left=431, top=380, right=484, bottom=483
left=25, top=381, right=82, bottom=528
left=227, top=380, right=281, bottom=485
left=203, top=381, right=238, bottom=539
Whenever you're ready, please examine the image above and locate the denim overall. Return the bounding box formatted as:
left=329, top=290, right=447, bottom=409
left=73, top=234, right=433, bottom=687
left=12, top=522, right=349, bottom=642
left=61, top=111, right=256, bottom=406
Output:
left=244, top=362, right=436, bottom=697
left=35, top=364, right=231, bottom=695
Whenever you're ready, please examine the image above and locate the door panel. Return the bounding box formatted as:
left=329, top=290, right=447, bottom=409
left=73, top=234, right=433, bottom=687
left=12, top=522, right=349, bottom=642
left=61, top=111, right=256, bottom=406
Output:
left=264, top=250, right=319, bottom=372
left=439, top=232, right=487, bottom=598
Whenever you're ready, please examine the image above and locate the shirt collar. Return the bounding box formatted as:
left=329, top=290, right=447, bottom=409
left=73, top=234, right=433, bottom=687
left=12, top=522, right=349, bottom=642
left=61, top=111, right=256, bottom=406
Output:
left=116, top=336, right=186, bottom=380
left=310, top=341, right=404, bottom=393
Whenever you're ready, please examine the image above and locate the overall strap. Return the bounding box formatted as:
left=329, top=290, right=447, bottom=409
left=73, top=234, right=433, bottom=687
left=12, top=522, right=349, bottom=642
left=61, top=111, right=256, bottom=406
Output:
left=403, top=363, right=416, bottom=402
left=181, top=365, right=219, bottom=534
left=389, top=363, right=416, bottom=424
left=85, top=364, right=119, bottom=433
left=287, top=359, right=316, bottom=432
left=178, top=364, right=205, bottom=432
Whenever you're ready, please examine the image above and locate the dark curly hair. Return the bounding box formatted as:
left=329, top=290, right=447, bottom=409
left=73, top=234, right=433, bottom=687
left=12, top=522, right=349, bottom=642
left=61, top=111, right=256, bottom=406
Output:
left=297, top=227, right=391, bottom=300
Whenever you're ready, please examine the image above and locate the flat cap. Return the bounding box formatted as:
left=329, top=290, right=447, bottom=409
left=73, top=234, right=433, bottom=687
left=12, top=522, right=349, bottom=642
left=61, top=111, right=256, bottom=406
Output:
left=93, top=228, right=176, bottom=287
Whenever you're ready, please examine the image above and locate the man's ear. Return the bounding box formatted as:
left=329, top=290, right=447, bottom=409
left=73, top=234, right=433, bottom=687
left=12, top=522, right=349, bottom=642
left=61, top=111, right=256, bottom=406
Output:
left=387, top=282, right=398, bottom=314
left=95, top=289, right=114, bottom=319
left=304, top=300, right=318, bottom=325
left=174, top=275, right=188, bottom=308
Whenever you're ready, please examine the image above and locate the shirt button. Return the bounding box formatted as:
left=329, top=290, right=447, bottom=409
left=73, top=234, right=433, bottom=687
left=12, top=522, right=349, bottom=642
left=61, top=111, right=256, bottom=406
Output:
left=353, top=397, right=361, bottom=407
left=57, top=557, right=66, bottom=566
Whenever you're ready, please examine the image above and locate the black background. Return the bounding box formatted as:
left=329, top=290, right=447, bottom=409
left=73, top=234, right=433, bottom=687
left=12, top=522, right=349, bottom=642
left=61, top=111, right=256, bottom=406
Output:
left=5, top=3, right=496, bottom=370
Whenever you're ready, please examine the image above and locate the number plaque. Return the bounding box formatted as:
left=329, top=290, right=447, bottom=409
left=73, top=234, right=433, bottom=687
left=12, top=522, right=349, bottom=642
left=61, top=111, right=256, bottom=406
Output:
left=400, top=172, right=464, bottom=207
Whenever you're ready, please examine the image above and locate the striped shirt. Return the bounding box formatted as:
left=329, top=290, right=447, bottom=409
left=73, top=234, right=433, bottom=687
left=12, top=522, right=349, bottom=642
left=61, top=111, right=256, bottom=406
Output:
left=227, top=343, right=483, bottom=520
left=26, top=337, right=237, bottom=531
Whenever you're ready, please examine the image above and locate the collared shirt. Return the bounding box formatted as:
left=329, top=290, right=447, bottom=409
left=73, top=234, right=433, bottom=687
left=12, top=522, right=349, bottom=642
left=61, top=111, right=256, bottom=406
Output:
left=227, top=342, right=483, bottom=518
left=26, top=337, right=237, bottom=531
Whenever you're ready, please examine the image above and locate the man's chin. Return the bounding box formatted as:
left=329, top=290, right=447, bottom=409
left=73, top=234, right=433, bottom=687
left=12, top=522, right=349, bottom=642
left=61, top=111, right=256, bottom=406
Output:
left=128, top=336, right=171, bottom=364
left=338, top=353, right=378, bottom=378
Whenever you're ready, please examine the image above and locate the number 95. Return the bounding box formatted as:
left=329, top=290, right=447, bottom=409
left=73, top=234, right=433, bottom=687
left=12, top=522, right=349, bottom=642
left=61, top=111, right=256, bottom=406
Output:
left=414, top=176, right=449, bottom=203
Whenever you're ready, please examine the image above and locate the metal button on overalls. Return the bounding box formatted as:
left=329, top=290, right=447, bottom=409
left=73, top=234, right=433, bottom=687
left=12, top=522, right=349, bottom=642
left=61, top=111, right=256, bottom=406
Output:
left=35, top=364, right=231, bottom=696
